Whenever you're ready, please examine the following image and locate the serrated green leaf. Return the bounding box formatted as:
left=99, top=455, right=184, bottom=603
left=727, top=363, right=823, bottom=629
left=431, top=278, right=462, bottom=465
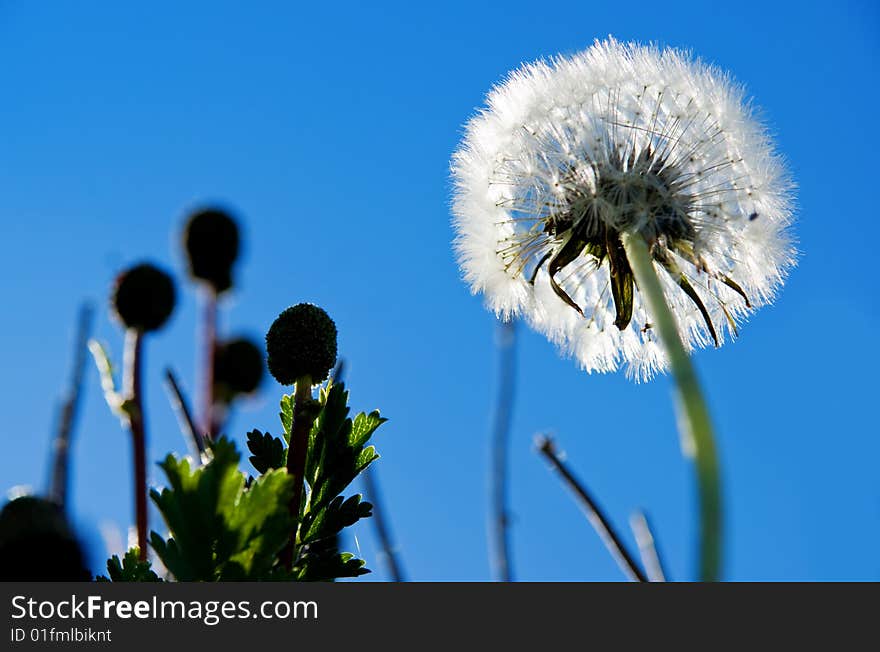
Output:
left=299, top=386, right=386, bottom=522
left=150, top=436, right=295, bottom=581
left=349, top=411, right=387, bottom=448
left=280, top=394, right=294, bottom=444
left=149, top=460, right=217, bottom=581
left=294, top=549, right=370, bottom=581
left=97, top=548, right=161, bottom=582
left=222, top=468, right=294, bottom=579
left=149, top=533, right=192, bottom=581
left=296, top=381, right=383, bottom=554
left=246, top=429, right=286, bottom=474
left=300, top=493, right=373, bottom=545
left=355, top=446, right=379, bottom=475
left=305, top=382, right=350, bottom=490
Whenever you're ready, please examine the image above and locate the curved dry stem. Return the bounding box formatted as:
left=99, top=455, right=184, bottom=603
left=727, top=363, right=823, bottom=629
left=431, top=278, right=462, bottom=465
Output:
left=536, top=435, right=647, bottom=582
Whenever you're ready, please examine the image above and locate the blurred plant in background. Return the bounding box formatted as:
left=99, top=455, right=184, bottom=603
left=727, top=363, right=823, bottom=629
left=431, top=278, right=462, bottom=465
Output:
left=0, top=208, right=389, bottom=582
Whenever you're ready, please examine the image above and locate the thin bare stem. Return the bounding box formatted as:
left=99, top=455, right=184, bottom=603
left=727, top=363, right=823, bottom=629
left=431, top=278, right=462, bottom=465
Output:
left=123, top=329, right=148, bottom=562
left=362, top=466, right=406, bottom=582
left=201, top=289, right=218, bottom=441
left=163, top=367, right=204, bottom=456
left=630, top=510, right=667, bottom=582
left=49, top=303, right=94, bottom=508
left=621, top=232, right=722, bottom=581
left=490, top=319, right=517, bottom=582
left=536, top=435, right=647, bottom=582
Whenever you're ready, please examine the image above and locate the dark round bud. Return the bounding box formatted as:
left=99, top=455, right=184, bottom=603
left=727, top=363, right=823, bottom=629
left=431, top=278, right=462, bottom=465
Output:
left=112, top=263, right=176, bottom=332
left=183, top=208, right=240, bottom=293
left=266, top=304, right=337, bottom=385
left=214, top=337, right=265, bottom=400
left=0, top=496, right=91, bottom=581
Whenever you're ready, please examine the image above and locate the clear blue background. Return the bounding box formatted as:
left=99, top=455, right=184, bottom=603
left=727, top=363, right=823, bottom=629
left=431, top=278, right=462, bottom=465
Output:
left=1, top=0, right=877, bottom=581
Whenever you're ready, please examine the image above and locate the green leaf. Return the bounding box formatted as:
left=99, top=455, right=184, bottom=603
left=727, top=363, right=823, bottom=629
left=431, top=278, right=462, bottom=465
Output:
left=355, top=446, right=379, bottom=475
left=96, top=548, right=161, bottom=582
left=294, top=549, right=370, bottom=581
left=349, top=411, right=387, bottom=449
left=246, top=429, right=286, bottom=474
left=300, top=493, right=373, bottom=545
left=221, top=468, right=294, bottom=579
left=304, top=382, right=350, bottom=491
left=280, top=395, right=294, bottom=444
left=297, top=381, right=386, bottom=528
left=143, top=380, right=387, bottom=583
left=149, top=533, right=193, bottom=581
left=88, top=339, right=123, bottom=417
left=149, top=436, right=294, bottom=581
left=149, top=439, right=241, bottom=580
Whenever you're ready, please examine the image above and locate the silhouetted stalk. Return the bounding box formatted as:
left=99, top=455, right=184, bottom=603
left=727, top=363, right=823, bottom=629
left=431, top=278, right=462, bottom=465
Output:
left=49, top=303, right=93, bottom=508
left=490, top=319, right=517, bottom=581
left=621, top=232, right=722, bottom=582
left=123, top=329, right=148, bottom=561
left=202, top=289, right=218, bottom=441
left=164, top=367, right=204, bottom=456
left=282, top=375, right=314, bottom=570
left=363, top=466, right=405, bottom=582
left=536, top=435, right=647, bottom=582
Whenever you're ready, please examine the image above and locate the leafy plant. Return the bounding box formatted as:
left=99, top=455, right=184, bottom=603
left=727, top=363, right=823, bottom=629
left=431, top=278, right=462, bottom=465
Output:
left=97, top=548, right=161, bottom=582
left=4, top=205, right=395, bottom=584
left=287, top=381, right=384, bottom=580
left=101, top=379, right=385, bottom=582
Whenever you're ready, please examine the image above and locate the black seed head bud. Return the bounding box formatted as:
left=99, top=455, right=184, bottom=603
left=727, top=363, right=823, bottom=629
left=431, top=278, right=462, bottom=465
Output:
left=214, top=337, right=265, bottom=400
left=112, top=263, right=176, bottom=332
left=266, top=304, right=337, bottom=385
left=183, top=207, right=240, bottom=293
left=0, top=496, right=90, bottom=581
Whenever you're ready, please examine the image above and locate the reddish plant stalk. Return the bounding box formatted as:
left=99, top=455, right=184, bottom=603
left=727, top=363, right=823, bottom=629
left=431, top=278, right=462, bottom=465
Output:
left=124, top=329, right=148, bottom=561
left=282, top=377, right=314, bottom=570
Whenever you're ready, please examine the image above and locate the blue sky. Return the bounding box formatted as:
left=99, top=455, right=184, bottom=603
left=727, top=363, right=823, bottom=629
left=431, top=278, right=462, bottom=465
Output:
left=1, top=0, right=877, bottom=580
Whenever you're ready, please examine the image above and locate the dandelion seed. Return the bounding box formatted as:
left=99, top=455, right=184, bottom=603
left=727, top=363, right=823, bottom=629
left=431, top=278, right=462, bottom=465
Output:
left=452, top=38, right=796, bottom=380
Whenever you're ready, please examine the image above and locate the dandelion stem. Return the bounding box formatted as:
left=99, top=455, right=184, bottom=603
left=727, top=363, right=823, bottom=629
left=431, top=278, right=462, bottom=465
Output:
left=123, top=329, right=148, bottom=562
left=490, top=319, right=517, bottom=582
left=283, top=375, right=314, bottom=570
left=536, top=434, right=646, bottom=582
left=621, top=232, right=722, bottom=582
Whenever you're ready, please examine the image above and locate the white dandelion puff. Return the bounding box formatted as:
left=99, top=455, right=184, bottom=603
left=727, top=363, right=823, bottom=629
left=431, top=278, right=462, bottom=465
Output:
left=452, top=38, right=796, bottom=380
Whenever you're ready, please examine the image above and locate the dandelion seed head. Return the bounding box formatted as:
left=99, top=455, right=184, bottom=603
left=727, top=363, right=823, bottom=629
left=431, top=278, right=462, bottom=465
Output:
left=452, top=38, right=796, bottom=380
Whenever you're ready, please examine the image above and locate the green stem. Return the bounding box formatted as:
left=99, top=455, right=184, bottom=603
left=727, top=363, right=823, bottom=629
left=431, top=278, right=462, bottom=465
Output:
left=621, top=232, right=722, bottom=582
